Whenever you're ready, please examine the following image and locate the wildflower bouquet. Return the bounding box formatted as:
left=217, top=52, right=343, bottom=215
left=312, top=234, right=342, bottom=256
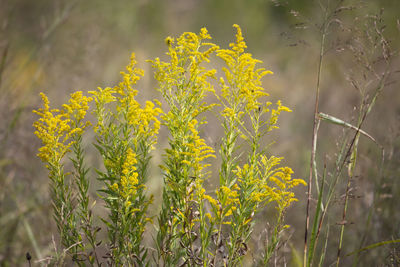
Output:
left=33, top=25, right=305, bottom=266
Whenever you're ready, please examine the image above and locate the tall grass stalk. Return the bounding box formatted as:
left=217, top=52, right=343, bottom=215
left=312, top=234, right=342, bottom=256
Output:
left=304, top=6, right=328, bottom=267
left=302, top=1, right=395, bottom=266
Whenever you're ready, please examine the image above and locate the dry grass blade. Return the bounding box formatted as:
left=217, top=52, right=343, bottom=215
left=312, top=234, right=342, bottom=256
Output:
left=317, top=112, right=381, bottom=147
left=22, top=216, right=43, bottom=263
left=318, top=224, right=330, bottom=266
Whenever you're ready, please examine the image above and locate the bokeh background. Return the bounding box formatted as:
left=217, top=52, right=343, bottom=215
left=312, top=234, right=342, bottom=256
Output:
left=1, top=0, right=399, bottom=265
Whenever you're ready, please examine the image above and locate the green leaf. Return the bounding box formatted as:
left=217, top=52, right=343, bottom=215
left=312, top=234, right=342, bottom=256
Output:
left=346, top=239, right=400, bottom=256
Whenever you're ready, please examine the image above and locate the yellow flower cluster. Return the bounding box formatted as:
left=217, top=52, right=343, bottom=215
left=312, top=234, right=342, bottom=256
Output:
left=151, top=28, right=218, bottom=186
left=90, top=53, right=162, bottom=141
left=128, top=100, right=162, bottom=139
left=267, top=100, right=292, bottom=131
left=115, top=53, right=144, bottom=98
left=31, top=25, right=305, bottom=265
left=181, top=118, right=216, bottom=174
left=114, top=148, right=140, bottom=200
left=33, top=91, right=92, bottom=163
left=63, top=91, right=93, bottom=123
left=150, top=28, right=218, bottom=111
left=217, top=24, right=273, bottom=112
left=118, top=54, right=162, bottom=139
left=202, top=184, right=240, bottom=224
left=267, top=166, right=307, bottom=211
left=217, top=185, right=240, bottom=217
left=89, top=86, right=116, bottom=135
left=239, top=155, right=307, bottom=211
left=90, top=86, right=116, bottom=106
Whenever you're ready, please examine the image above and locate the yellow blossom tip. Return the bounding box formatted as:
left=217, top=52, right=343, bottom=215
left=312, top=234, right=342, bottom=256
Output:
left=165, top=36, right=173, bottom=46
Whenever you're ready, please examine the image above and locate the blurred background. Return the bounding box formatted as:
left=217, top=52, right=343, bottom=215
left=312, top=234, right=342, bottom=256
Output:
left=0, top=0, right=399, bottom=265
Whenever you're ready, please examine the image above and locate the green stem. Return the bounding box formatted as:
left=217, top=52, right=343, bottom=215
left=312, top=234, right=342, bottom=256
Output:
left=305, top=18, right=327, bottom=267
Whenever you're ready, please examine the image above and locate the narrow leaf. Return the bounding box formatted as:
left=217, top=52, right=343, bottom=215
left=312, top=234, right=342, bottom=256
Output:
left=318, top=112, right=378, bottom=145
left=346, top=239, right=400, bottom=256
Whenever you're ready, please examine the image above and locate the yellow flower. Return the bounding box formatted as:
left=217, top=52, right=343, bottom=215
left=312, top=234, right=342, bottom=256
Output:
left=165, top=36, right=173, bottom=46
left=119, top=148, right=139, bottom=199
left=149, top=27, right=219, bottom=108
left=230, top=24, right=247, bottom=53
left=90, top=53, right=161, bottom=148
left=89, top=86, right=116, bottom=105
left=33, top=92, right=91, bottom=164
left=111, top=183, right=119, bottom=192
left=217, top=25, right=275, bottom=114
left=203, top=194, right=218, bottom=208
left=62, top=91, right=93, bottom=122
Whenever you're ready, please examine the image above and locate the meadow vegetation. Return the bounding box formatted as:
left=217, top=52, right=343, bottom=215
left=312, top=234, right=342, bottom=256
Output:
left=1, top=0, right=399, bottom=266
left=32, top=25, right=306, bottom=266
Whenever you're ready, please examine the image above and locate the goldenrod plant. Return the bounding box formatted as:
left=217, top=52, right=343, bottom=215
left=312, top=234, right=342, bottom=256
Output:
left=149, top=28, right=218, bottom=266
left=210, top=25, right=306, bottom=266
left=33, top=91, right=94, bottom=265
left=89, top=53, right=161, bottom=266
left=33, top=25, right=305, bottom=266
